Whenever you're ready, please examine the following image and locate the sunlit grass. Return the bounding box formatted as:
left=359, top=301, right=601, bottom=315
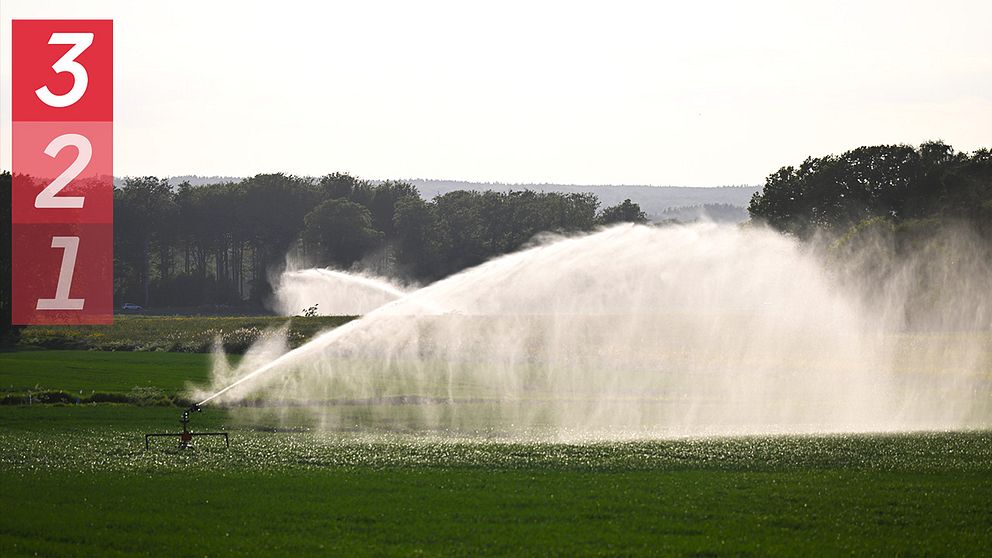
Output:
left=1, top=405, right=991, bottom=556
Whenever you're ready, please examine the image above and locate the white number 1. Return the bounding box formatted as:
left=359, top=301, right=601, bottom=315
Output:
left=35, top=32, right=94, bottom=108
left=36, top=236, right=85, bottom=310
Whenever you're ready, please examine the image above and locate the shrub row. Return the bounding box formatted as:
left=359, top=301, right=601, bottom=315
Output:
left=14, top=315, right=355, bottom=353
left=0, top=390, right=194, bottom=407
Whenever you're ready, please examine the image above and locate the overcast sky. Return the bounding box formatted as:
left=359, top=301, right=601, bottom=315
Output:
left=2, top=0, right=990, bottom=186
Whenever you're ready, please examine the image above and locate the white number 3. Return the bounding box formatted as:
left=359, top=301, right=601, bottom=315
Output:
left=35, top=32, right=94, bottom=108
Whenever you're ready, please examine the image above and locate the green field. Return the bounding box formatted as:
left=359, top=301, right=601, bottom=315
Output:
left=0, top=349, right=218, bottom=406
left=2, top=347, right=991, bottom=556
left=2, top=405, right=991, bottom=556
left=0, top=349, right=212, bottom=392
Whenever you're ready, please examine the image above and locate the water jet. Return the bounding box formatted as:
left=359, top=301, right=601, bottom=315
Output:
left=192, top=223, right=992, bottom=439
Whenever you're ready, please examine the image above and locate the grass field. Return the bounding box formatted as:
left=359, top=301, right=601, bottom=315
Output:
left=0, top=350, right=213, bottom=393
left=0, top=349, right=218, bottom=406
left=2, top=347, right=991, bottom=556
left=2, top=405, right=991, bottom=556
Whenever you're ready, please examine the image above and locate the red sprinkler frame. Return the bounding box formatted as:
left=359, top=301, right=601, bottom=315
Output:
left=145, top=404, right=229, bottom=449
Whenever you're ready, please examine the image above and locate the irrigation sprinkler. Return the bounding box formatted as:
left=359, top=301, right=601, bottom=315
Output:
left=145, top=404, right=229, bottom=450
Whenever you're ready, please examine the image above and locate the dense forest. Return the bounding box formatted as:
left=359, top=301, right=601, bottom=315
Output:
left=0, top=171, right=647, bottom=320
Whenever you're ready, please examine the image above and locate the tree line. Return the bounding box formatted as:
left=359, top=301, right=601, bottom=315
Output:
left=6, top=139, right=986, bottom=331
left=0, top=172, right=648, bottom=317
left=747, top=141, right=992, bottom=240
left=117, top=174, right=649, bottom=307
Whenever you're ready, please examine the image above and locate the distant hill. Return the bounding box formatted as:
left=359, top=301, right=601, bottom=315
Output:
left=657, top=203, right=750, bottom=224
left=114, top=175, right=241, bottom=188
left=115, top=175, right=760, bottom=222
left=403, top=179, right=759, bottom=221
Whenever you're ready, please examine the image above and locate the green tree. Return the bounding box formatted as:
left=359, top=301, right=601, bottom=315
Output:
left=114, top=177, right=174, bottom=306
left=749, top=142, right=992, bottom=239
left=597, top=199, right=647, bottom=225
left=394, top=196, right=443, bottom=278
left=367, top=181, right=420, bottom=238
left=318, top=172, right=360, bottom=200
left=302, top=198, right=384, bottom=267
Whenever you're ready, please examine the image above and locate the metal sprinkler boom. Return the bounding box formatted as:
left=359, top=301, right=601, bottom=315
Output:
left=145, top=403, right=229, bottom=450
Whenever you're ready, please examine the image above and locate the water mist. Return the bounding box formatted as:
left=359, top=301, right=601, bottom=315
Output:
left=271, top=268, right=409, bottom=316
left=192, top=223, right=992, bottom=439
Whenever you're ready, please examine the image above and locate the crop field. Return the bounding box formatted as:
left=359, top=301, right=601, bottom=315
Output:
left=2, top=405, right=992, bottom=556
left=1, top=347, right=991, bottom=556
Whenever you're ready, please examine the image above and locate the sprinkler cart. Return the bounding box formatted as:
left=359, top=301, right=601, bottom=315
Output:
left=145, top=404, right=230, bottom=449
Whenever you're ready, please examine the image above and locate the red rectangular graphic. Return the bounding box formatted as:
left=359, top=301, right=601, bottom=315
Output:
left=12, top=121, right=113, bottom=224
left=12, top=20, right=113, bottom=122
left=12, top=20, right=113, bottom=325
left=11, top=224, right=114, bottom=325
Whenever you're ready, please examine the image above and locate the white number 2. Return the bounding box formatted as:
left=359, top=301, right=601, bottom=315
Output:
left=35, top=32, right=94, bottom=108
left=35, top=133, right=91, bottom=209
left=36, top=236, right=85, bottom=311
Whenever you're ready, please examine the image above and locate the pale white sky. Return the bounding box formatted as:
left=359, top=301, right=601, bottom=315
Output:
left=2, top=0, right=990, bottom=186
